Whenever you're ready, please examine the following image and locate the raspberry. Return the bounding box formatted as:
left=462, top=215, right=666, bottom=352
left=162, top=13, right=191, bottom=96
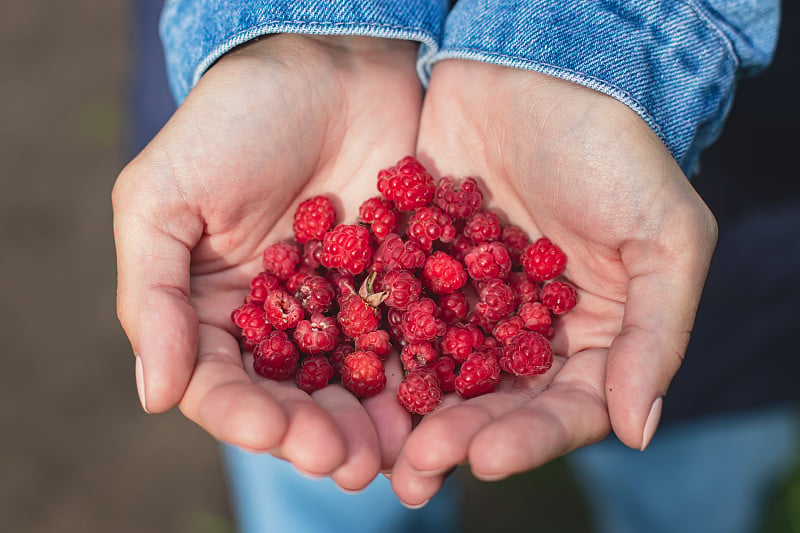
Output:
left=337, top=293, right=380, bottom=339
left=449, top=233, right=474, bottom=263
left=521, top=237, right=567, bottom=282
left=401, top=298, right=446, bottom=343
left=440, top=323, right=484, bottom=363
left=517, top=301, right=553, bottom=337
left=499, top=224, right=530, bottom=263
left=431, top=356, right=457, bottom=392
left=293, top=313, right=339, bottom=355
left=473, top=278, right=516, bottom=328
left=438, top=291, right=468, bottom=324
left=355, top=330, right=392, bottom=360
left=283, top=264, right=316, bottom=295
left=262, top=242, right=301, bottom=280
left=434, top=176, right=483, bottom=219
left=377, top=155, right=435, bottom=211
left=302, top=239, right=323, bottom=269
left=340, top=350, right=387, bottom=398
left=423, top=251, right=467, bottom=295
left=320, top=224, right=372, bottom=275
left=358, top=196, right=399, bottom=241
left=377, top=269, right=422, bottom=310
left=463, top=241, right=512, bottom=281
left=327, top=342, right=354, bottom=377
left=500, top=330, right=553, bottom=376
left=372, top=233, right=426, bottom=273
left=293, top=195, right=336, bottom=244
left=295, top=274, right=336, bottom=314
left=400, top=340, right=438, bottom=371
left=245, top=271, right=281, bottom=305
left=231, top=302, right=272, bottom=345
left=397, top=368, right=443, bottom=415
left=492, top=315, right=526, bottom=346
left=406, top=206, right=456, bottom=251
left=540, top=280, right=578, bottom=315
left=263, top=289, right=304, bottom=331
left=463, top=210, right=501, bottom=244
left=326, top=269, right=356, bottom=300
left=509, top=271, right=540, bottom=305
left=455, top=352, right=502, bottom=399
left=296, top=356, right=335, bottom=394
left=385, top=306, right=406, bottom=344
left=254, top=330, right=299, bottom=381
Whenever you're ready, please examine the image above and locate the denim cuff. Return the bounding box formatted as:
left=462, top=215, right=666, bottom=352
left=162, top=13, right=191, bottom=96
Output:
left=431, top=0, right=779, bottom=175
left=160, top=0, right=448, bottom=105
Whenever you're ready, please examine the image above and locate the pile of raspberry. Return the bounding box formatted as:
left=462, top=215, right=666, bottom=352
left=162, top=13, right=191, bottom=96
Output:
left=231, top=156, right=577, bottom=415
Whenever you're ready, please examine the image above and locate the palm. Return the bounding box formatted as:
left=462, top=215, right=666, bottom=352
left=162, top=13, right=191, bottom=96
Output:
left=113, top=36, right=422, bottom=489
left=390, top=60, right=716, bottom=505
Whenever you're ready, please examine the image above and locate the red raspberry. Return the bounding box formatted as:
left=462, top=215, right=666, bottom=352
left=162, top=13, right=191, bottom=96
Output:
left=500, top=330, right=553, bottom=376
left=423, top=251, right=467, bottom=295
left=406, top=206, right=456, bottom=251
left=296, top=356, right=334, bottom=394
left=293, top=195, right=336, bottom=244
left=463, top=241, right=512, bottom=281
left=463, top=210, right=501, bottom=244
left=245, top=271, right=281, bottom=305
left=358, top=196, right=399, bottom=241
left=509, top=271, right=541, bottom=305
left=440, top=323, right=484, bottom=363
left=377, top=269, right=422, bottom=310
left=231, top=302, right=272, bottom=345
left=473, top=278, right=517, bottom=328
left=326, top=269, right=356, bottom=300
left=320, top=224, right=372, bottom=275
left=431, top=356, right=457, bottom=392
left=540, top=280, right=578, bottom=315
left=474, top=342, right=503, bottom=362
left=283, top=264, right=316, bottom=295
left=355, top=330, right=392, bottom=360
left=302, top=239, right=323, bottom=269
left=253, top=330, right=299, bottom=381
left=449, top=233, right=474, bottom=263
left=401, top=298, right=446, bottom=343
left=400, top=341, right=438, bottom=372
left=385, top=306, right=406, bottom=344
left=438, top=291, right=468, bottom=324
left=327, top=342, right=354, bottom=377
left=521, top=237, right=567, bottom=282
left=263, top=289, right=304, bottom=331
left=340, top=350, right=387, bottom=398
left=455, top=351, right=502, bottom=399
left=295, top=274, right=336, bottom=314
left=372, top=233, right=426, bottom=273
left=397, top=368, right=443, bottom=415
left=499, top=224, right=530, bottom=263
left=262, top=242, right=301, bottom=280
left=517, top=301, right=553, bottom=337
left=293, top=313, right=339, bottom=355
left=492, top=315, right=526, bottom=346
left=377, top=155, right=435, bottom=211
left=434, top=176, right=483, bottom=219
left=337, top=293, right=380, bottom=339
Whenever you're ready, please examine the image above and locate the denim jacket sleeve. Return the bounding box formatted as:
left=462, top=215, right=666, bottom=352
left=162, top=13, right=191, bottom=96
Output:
left=159, top=0, right=447, bottom=105
left=430, top=0, right=780, bottom=176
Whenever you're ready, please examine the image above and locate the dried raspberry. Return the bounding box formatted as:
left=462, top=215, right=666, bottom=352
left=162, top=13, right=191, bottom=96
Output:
left=440, top=323, right=484, bottom=363
left=355, top=330, right=392, bottom=360
left=499, top=224, right=530, bottom=264
left=231, top=302, right=272, bottom=345
left=500, top=330, right=553, bottom=376
left=283, top=265, right=316, bottom=295
left=254, top=330, right=299, bottom=381
left=358, top=196, right=399, bottom=241
left=293, top=195, right=336, bottom=244
left=302, top=239, right=323, bottom=269
left=320, top=224, right=372, bottom=275
left=492, top=315, right=526, bottom=346
left=262, top=242, right=301, bottom=280
left=431, top=356, right=457, bottom=392
left=328, top=342, right=354, bottom=377
left=293, top=313, right=339, bottom=355
left=434, top=176, right=483, bottom=219
left=400, top=341, right=438, bottom=372
left=521, top=237, right=567, bottom=282
left=401, top=298, right=446, bottom=343
left=423, top=251, right=467, bottom=295
left=245, top=271, right=281, bottom=305
left=296, top=356, right=334, bottom=394
left=406, top=206, right=456, bottom=251
left=340, top=350, right=387, bottom=398
left=377, top=156, right=435, bottom=211
left=463, top=210, right=501, bottom=244
left=295, top=274, right=336, bottom=314
left=455, top=352, right=502, bottom=399
left=377, top=269, right=422, bottom=310
left=540, top=280, right=578, bottom=315
left=473, top=278, right=516, bottom=328
left=372, top=233, right=426, bottom=273
left=509, top=271, right=541, bottom=305
left=337, top=293, right=380, bottom=339
left=397, top=368, right=443, bottom=415
left=463, top=241, right=512, bottom=281
left=438, top=291, right=468, bottom=324
left=263, top=289, right=304, bottom=331
left=517, top=301, right=553, bottom=336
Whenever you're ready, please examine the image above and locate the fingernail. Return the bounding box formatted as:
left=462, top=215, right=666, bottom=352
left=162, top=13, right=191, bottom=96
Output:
left=135, top=355, right=150, bottom=414
left=640, top=396, right=662, bottom=451
left=401, top=499, right=430, bottom=510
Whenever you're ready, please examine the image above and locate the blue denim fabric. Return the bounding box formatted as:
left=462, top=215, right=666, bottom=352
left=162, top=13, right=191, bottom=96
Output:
left=432, top=0, right=780, bottom=175
left=160, top=0, right=448, bottom=103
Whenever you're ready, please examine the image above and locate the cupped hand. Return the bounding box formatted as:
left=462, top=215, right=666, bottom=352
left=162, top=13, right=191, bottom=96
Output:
left=390, top=59, right=717, bottom=505
left=112, top=35, right=421, bottom=490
